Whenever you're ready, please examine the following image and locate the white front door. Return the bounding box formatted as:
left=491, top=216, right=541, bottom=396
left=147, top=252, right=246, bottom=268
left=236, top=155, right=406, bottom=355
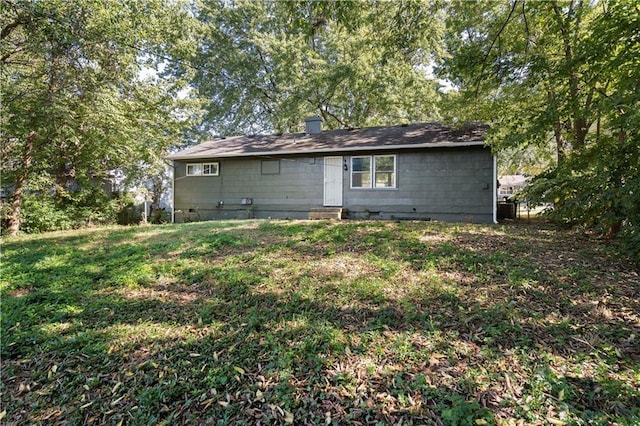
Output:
left=323, top=156, right=343, bottom=206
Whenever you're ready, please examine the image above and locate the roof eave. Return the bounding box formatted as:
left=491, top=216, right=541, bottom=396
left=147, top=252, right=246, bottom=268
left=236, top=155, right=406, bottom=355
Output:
left=166, top=140, right=487, bottom=160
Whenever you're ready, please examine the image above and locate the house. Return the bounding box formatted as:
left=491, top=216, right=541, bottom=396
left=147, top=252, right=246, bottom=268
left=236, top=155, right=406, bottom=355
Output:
left=498, top=174, right=528, bottom=201
left=167, top=118, right=497, bottom=223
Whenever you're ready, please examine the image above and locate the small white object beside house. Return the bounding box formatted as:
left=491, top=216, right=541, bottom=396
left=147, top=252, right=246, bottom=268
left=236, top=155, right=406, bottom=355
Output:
left=498, top=175, right=528, bottom=201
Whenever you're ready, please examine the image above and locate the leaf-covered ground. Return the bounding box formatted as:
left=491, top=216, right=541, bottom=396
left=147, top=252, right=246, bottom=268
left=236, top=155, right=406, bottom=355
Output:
left=1, top=220, right=638, bottom=425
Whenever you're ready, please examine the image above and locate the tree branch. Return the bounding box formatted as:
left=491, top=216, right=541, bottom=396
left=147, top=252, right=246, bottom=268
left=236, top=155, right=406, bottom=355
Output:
left=521, top=0, right=531, bottom=53
left=474, top=0, right=519, bottom=98
left=319, top=105, right=347, bottom=128
left=1, top=0, right=27, bottom=40
left=255, top=45, right=278, bottom=93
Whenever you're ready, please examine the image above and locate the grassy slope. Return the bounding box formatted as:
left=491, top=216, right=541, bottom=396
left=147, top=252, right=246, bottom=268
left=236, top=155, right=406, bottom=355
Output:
left=1, top=220, right=638, bottom=425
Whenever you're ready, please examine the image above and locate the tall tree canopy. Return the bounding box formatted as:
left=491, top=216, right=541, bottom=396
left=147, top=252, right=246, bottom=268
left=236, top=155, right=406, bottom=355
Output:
left=188, top=0, right=445, bottom=135
left=438, top=0, right=639, bottom=253
left=2, top=0, right=638, bottom=255
left=1, top=0, right=199, bottom=234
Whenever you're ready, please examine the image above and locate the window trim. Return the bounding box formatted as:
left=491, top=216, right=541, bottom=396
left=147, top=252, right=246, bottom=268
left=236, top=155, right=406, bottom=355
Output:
left=186, top=162, right=219, bottom=176
left=351, top=155, right=372, bottom=189
left=350, top=154, right=397, bottom=189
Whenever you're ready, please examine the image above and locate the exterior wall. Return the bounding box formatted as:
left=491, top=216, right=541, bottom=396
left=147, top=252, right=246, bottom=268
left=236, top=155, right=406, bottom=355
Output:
left=173, top=156, right=323, bottom=221
left=172, top=146, right=495, bottom=223
left=343, top=147, right=494, bottom=223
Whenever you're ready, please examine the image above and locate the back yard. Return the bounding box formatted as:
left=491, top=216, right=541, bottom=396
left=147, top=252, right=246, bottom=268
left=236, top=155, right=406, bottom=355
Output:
left=1, top=220, right=638, bottom=425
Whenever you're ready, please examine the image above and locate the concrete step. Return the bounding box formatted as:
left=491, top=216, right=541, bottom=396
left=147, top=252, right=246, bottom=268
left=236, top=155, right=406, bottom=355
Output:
left=309, top=208, right=348, bottom=220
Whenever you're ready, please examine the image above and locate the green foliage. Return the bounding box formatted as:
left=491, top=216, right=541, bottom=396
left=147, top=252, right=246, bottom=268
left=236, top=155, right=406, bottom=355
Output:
left=190, top=0, right=444, bottom=134
left=4, top=0, right=634, bottom=252
left=2, top=220, right=638, bottom=424
left=1, top=0, right=202, bottom=233
left=17, top=190, right=133, bottom=233
left=439, top=393, right=494, bottom=426
left=117, top=202, right=144, bottom=226
left=20, top=195, right=73, bottom=234
left=438, top=0, right=640, bottom=255
left=527, top=131, right=640, bottom=258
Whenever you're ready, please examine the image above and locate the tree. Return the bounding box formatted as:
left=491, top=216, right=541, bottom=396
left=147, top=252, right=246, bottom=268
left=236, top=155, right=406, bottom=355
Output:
left=188, top=0, right=445, bottom=135
left=1, top=0, right=200, bottom=234
left=438, top=0, right=639, bottom=253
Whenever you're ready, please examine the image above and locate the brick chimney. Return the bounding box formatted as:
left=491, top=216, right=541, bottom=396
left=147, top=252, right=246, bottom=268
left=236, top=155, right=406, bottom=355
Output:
left=305, top=116, right=322, bottom=134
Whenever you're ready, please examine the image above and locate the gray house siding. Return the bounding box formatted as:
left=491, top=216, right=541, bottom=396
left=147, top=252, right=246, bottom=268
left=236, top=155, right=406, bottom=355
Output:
left=173, top=146, right=494, bottom=223
left=343, top=147, right=494, bottom=222
left=174, top=156, right=323, bottom=221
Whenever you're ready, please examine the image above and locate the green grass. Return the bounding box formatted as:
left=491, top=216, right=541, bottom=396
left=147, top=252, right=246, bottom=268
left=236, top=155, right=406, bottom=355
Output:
left=1, top=220, right=638, bottom=425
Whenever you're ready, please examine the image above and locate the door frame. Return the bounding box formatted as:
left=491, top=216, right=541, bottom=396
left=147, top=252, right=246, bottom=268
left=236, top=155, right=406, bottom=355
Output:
left=323, top=156, right=343, bottom=206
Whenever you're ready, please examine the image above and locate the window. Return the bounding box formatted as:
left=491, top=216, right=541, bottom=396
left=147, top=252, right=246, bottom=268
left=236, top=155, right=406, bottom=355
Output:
left=351, top=156, right=371, bottom=188
left=351, top=155, right=396, bottom=189
left=186, top=164, right=201, bottom=176
left=374, top=155, right=395, bottom=188
left=187, top=162, right=219, bottom=176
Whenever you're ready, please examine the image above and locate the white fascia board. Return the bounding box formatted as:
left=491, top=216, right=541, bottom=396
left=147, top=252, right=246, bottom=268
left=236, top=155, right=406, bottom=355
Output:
left=170, top=160, right=175, bottom=224
left=493, top=155, right=498, bottom=224
left=167, top=141, right=487, bottom=160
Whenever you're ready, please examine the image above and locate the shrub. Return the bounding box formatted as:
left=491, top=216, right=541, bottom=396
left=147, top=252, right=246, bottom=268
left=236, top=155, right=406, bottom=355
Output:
left=14, top=189, right=141, bottom=233
left=20, top=195, right=73, bottom=233
left=525, top=132, right=639, bottom=261
left=117, top=202, right=143, bottom=225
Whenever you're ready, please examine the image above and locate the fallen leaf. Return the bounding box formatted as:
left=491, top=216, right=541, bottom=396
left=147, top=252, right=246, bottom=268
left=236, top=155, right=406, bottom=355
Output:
left=284, top=411, right=294, bottom=424
left=429, top=353, right=446, bottom=368
left=234, top=366, right=245, bottom=375
left=218, top=401, right=229, bottom=407
left=111, top=395, right=125, bottom=406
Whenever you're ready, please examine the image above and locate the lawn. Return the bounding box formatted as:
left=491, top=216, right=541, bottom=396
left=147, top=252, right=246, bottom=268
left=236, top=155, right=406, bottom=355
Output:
left=1, top=220, right=639, bottom=425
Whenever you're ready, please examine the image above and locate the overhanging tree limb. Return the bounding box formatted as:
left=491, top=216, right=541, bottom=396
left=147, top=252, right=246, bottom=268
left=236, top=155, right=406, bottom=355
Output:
left=474, top=0, right=519, bottom=98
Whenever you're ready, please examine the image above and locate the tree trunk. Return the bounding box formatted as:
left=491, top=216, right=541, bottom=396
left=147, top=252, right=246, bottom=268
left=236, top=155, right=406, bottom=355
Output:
left=552, top=122, right=566, bottom=166
left=7, top=131, right=36, bottom=236
left=574, top=116, right=588, bottom=150
left=151, top=175, right=164, bottom=223
left=552, top=1, right=587, bottom=152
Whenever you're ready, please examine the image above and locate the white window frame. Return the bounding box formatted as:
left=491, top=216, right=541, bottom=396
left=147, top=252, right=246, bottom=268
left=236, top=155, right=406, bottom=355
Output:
left=351, top=155, right=372, bottom=189
left=187, top=162, right=219, bottom=176
left=350, top=155, right=396, bottom=189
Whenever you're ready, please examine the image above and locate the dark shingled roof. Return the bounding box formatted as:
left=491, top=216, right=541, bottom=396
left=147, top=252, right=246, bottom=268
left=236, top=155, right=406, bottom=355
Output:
left=167, top=122, right=488, bottom=160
